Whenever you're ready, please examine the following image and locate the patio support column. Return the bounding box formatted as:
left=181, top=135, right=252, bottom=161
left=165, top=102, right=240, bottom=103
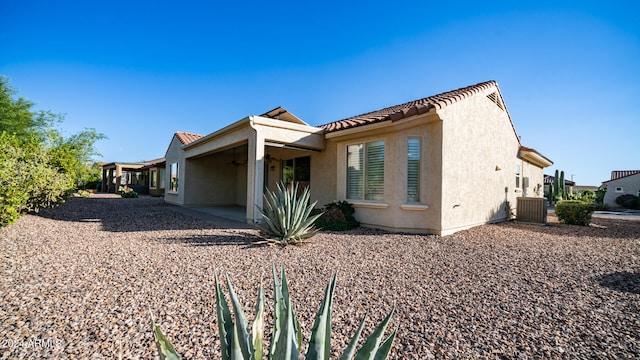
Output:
left=115, top=165, right=123, bottom=193
left=246, top=131, right=265, bottom=223
left=102, top=168, right=107, bottom=192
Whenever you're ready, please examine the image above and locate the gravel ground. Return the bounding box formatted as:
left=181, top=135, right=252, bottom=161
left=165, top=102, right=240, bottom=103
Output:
left=1, top=195, right=639, bottom=359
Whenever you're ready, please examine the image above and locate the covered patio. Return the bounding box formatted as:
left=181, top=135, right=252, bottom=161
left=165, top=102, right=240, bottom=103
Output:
left=165, top=107, right=325, bottom=224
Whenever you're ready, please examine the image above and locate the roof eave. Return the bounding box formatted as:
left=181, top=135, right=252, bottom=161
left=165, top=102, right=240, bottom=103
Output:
left=519, top=147, right=553, bottom=168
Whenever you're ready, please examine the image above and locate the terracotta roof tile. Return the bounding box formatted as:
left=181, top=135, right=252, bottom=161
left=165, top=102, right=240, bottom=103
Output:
left=321, top=81, right=499, bottom=133
left=610, top=170, right=640, bottom=181
left=143, top=157, right=166, bottom=166
left=176, top=131, right=204, bottom=145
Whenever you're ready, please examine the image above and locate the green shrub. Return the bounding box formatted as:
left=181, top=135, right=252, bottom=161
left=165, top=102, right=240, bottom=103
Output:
left=615, top=194, right=640, bottom=209
left=555, top=200, right=594, bottom=226
left=118, top=185, right=138, bottom=198
left=314, top=200, right=359, bottom=231
left=1, top=132, right=74, bottom=226
left=256, top=182, right=323, bottom=245
left=153, top=266, right=396, bottom=360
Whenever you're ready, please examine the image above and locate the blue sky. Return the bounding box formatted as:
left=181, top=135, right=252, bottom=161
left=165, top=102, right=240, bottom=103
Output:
left=1, top=1, right=638, bottom=186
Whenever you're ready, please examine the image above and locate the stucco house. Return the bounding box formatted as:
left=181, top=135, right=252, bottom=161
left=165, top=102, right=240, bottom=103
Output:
left=164, top=80, right=552, bottom=235
left=101, top=162, right=146, bottom=193
left=601, top=170, right=640, bottom=207
left=139, top=157, right=167, bottom=197
left=543, top=174, right=575, bottom=199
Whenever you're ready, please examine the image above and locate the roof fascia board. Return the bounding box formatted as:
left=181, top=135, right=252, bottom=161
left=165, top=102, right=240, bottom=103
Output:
left=519, top=149, right=553, bottom=168
left=183, top=117, right=252, bottom=150
left=250, top=116, right=324, bottom=134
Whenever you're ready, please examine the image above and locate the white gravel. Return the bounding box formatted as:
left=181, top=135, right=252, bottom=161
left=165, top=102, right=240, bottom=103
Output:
left=1, top=195, right=639, bottom=359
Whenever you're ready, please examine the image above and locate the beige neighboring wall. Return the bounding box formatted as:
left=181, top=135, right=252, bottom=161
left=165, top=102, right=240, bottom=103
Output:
left=438, top=87, right=521, bottom=235
left=603, top=172, right=640, bottom=207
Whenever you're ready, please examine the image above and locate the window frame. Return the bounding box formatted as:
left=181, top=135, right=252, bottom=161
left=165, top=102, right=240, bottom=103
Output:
left=159, top=168, right=166, bottom=189
left=150, top=169, right=157, bottom=189
left=515, top=163, right=521, bottom=189
left=169, top=162, right=179, bottom=193
left=346, top=139, right=385, bottom=201
left=615, top=187, right=623, bottom=193
left=407, top=137, right=421, bottom=203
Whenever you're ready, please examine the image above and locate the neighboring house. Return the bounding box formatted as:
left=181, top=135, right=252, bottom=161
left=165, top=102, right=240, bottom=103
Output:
left=601, top=170, right=640, bottom=207
left=543, top=174, right=575, bottom=199
left=139, top=157, right=167, bottom=197
left=101, top=159, right=166, bottom=194
left=101, top=162, right=146, bottom=193
left=164, top=80, right=552, bottom=235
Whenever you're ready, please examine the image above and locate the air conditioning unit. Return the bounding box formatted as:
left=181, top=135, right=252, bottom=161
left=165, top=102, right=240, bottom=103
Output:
left=516, top=197, right=547, bottom=224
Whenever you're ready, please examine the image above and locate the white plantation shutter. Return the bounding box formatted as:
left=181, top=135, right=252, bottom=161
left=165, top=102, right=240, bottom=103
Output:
left=407, top=138, right=420, bottom=202
left=347, top=144, right=363, bottom=199
left=365, top=140, right=384, bottom=201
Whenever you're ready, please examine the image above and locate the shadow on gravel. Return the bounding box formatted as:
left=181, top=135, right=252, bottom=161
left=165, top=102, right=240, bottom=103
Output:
left=37, top=197, right=220, bottom=232
left=596, top=271, right=640, bottom=294
left=503, top=218, right=640, bottom=240
left=161, top=234, right=262, bottom=247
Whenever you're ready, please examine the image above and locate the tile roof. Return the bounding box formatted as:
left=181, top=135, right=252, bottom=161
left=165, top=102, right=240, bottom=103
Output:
left=176, top=131, right=204, bottom=145
left=610, top=170, right=640, bottom=181
left=544, top=174, right=575, bottom=186
left=143, top=157, right=166, bottom=166
left=320, top=80, right=500, bottom=133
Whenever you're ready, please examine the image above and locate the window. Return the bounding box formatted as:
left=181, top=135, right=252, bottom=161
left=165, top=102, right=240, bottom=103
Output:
left=159, top=168, right=166, bottom=189
left=615, top=187, right=623, bottom=193
left=150, top=169, right=157, bottom=189
left=347, top=140, right=384, bottom=201
left=515, top=164, right=521, bottom=188
left=170, top=162, right=179, bottom=192
left=281, top=156, right=311, bottom=187
left=407, top=138, right=421, bottom=203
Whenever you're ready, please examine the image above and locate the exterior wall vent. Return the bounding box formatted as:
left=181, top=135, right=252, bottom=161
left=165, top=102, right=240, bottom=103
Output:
left=516, top=197, right=547, bottom=224
left=486, top=92, right=505, bottom=111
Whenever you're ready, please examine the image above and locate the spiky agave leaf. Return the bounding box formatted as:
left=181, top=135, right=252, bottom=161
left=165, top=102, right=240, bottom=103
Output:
left=338, top=313, right=368, bottom=360
left=256, top=182, right=324, bottom=244
left=252, top=284, right=265, bottom=360
left=269, top=265, right=285, bottom=358
left=353, top=309, right=396, bottom=360
left=215, top=273, right=234, bottom=360
left=373, top=331, right=396, bottom=360
left=150, top=309, right=182, bottom=360
left=270, top=265, right=300, bottom=359
left=226, top=274, right=254, bottom=359
left=305, top=274, right=337, bottom=360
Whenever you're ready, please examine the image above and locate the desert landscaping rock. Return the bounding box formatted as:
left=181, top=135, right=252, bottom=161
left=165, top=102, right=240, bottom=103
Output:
left=1, top=196, right=639, bottom=359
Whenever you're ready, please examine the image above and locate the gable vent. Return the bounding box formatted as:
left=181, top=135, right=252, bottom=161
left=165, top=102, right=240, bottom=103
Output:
left=486, top=92, right=504, bottom=111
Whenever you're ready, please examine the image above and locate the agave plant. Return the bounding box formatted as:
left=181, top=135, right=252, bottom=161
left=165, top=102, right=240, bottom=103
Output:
left=153, top=266, right=396, bottom=360
left=256, top=182, right=324, bottom=245
left=151, top=310, right=182, bottom=360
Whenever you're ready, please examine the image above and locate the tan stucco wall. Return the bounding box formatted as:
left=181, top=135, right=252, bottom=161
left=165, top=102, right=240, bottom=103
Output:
left=330, top=113, right=443, bottom=233
left=310, top=140, right=337, bottom=207
left=437, top=89, right=523, bottom=235
left=603, top=173, right=640, bottom=207
left=184, top=154, right=237, bottom=205
left=520, top=160, right=545, bottom=198
left=164, top=136, right=185, bottom=205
